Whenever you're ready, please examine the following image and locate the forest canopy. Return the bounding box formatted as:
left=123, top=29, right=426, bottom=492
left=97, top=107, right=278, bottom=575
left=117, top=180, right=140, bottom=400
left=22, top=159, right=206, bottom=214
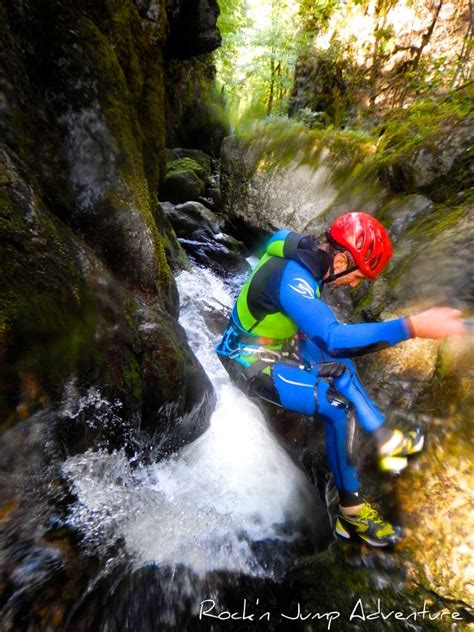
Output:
left=216, top=0, right=473, bottom=127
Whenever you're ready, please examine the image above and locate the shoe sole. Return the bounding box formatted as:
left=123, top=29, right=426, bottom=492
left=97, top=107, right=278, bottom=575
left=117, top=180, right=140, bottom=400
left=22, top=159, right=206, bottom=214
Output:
left=410, top=434, right=424, bottom=454
left=379, top=434, right=425, bottom=474
left=335, top=525, right=394, bottom=547
left=335, top=520, right=401, bottom=547
left=379, top=455, right=408, bottom=474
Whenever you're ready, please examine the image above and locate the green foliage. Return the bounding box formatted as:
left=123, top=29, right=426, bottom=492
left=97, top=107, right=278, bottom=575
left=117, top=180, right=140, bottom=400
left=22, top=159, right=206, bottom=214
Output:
left=217, top=0, right=472, bottom=167
left=372, top=92, right=473, bottom=170
left=216, top=0, right=251, bottom=102
left=298, top=0, right=338, bottom=35
left=216, top=0, right=302, bottom=120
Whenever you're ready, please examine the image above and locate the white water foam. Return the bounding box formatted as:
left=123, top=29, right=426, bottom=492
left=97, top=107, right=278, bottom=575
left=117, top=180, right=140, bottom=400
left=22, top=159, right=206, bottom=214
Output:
left=63, top=265, right=317, bottom=579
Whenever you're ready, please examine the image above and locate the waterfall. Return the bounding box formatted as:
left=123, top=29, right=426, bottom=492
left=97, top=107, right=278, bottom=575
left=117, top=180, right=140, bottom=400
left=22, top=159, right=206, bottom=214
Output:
left=62, top=265, right=319, bottom=600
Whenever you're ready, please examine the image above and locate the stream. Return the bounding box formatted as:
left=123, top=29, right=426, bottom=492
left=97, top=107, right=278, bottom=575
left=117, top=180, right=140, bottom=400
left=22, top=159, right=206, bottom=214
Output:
left=61, top=263, right=326, bottom=628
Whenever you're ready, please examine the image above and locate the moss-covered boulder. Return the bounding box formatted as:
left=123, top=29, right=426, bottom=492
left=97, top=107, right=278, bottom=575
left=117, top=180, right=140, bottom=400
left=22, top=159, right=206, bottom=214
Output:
left=160, top=158, right=206, bottom=203
left=165, top=148, right=212, bottom=177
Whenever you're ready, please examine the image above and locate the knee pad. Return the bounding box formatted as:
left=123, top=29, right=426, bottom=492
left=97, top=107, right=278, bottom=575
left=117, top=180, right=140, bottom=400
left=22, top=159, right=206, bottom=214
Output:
left=345, top=409, right=361, bottom=467
left=318, top=361, right=346, bottom=379
left=325, top=382, right=361, bottom=468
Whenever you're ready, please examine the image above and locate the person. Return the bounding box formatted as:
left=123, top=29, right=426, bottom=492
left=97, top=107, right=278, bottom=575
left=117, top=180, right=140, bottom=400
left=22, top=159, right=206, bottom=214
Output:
left=215, top=212, right=465, bottom=547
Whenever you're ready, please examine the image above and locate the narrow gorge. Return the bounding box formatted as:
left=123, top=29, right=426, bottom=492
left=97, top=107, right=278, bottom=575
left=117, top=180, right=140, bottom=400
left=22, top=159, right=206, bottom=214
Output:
left=0, top=1, right=472, bottom=630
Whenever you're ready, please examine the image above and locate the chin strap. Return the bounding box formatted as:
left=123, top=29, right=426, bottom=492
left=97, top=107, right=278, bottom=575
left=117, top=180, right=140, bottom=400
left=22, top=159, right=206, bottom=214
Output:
left=321, top=261, right=359, bottom=287
left=320, top=232, right=359, bottom=287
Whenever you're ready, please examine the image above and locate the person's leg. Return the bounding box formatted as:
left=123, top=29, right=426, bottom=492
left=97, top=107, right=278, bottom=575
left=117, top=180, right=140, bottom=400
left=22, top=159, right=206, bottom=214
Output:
left=329, top=359, right=424, bottom=468
left=271, top=359, right=403, bottom=545
left=299, top=340, right=423, bottom=464
left=271, top=363, right=361, bottom=501
left=316, top=377, right=403, bottom=545
left=315, top=378, right=360, bottom=502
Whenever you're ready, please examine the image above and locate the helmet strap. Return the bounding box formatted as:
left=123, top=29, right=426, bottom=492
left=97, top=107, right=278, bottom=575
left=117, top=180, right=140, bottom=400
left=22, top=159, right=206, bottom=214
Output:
left=321, top=233, right=359, bottom=286
left=321, top=260, right=359, bottom=287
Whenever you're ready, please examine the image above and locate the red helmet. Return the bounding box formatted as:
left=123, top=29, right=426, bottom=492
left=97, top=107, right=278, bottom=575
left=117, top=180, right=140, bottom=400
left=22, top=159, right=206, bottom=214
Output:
left=328, top=212, right=393, bottom=279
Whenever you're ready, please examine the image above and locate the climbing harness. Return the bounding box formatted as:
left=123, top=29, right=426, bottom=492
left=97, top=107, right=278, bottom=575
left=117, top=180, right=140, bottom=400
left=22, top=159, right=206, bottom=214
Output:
left=216, top=320, right=310, bottom=381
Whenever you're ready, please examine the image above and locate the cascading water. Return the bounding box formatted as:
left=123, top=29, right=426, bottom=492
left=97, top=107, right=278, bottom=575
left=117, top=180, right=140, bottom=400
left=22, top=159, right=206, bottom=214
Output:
left=62, top=264, right=323, bottom=624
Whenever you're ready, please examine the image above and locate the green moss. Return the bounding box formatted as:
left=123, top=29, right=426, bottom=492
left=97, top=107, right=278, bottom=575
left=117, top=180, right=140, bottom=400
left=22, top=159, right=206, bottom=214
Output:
left=234, top=116, right=376, bottom=190
left=71, top=9, right=174, bottom=304
left=167, top=157, right=206, bottom=181
left=121, top=354, right=143, bottom=402
left=0, top=176, right=102, bottom=420
left=404, top=198, right=468, bottom=242
left=370, top=94, right=472, bottom=173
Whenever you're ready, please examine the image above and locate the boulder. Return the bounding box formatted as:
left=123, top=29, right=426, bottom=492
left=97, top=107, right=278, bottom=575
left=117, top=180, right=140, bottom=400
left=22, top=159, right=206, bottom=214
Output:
left=162, top=201, right=245, bottom=270
left=164, top=200, right=220, bottom=234
left=160, top=168, right=205, bottom=204
left=165, top=148, right=212, bottom=178
left=381, top=118, right=474, bottom=202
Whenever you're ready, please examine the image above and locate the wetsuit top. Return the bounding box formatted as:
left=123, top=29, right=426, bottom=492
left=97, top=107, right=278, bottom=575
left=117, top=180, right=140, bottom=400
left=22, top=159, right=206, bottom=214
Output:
left=230, top=229, right=412, bottom=357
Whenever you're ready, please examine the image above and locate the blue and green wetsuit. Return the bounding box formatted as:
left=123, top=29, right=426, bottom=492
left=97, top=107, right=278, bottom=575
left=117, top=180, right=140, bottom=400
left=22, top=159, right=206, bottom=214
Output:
left=216, top=229, right=412, bottom=496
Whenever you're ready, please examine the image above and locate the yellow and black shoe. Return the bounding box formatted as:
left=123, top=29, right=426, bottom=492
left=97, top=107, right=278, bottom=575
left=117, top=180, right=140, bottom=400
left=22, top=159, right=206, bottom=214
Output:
left=335, top=502, right=402, bottom=547
left=379, top=428, right=425, bottom=474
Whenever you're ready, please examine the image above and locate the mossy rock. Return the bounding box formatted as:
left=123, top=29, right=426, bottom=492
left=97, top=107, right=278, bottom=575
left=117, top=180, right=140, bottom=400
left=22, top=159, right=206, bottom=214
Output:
left=165, top=148, right=212, bottom=178
left=166, top=157, right=207, bottom=180
left=160, top=166, right=205, bottom=203
left=164, top=55, right=229, bottom=155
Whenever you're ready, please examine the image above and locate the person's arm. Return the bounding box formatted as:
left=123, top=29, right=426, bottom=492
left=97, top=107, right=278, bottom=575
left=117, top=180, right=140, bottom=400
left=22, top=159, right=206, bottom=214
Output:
left=280, top=264, right=466, bottom=356
left=279, top=262, right=407, bottom=357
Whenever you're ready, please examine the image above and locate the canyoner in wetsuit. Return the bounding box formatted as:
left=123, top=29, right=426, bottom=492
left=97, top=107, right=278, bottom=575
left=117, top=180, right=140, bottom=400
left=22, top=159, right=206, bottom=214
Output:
left=216, top=212, right=466, bottom=547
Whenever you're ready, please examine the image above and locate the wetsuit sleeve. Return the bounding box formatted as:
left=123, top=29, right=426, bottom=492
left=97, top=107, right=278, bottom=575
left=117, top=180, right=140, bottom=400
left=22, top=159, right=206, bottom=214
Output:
left=279, top=262, right=411, bottom=357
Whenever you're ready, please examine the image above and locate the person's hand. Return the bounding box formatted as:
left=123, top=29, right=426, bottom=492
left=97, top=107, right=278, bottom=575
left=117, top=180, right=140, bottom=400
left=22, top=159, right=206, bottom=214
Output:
left=407, top=307, right=467, bottom=339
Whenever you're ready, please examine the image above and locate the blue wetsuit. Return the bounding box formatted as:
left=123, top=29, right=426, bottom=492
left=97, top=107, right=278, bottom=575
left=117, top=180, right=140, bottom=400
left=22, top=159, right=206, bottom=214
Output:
left=217, top=230, right=412, bottom=495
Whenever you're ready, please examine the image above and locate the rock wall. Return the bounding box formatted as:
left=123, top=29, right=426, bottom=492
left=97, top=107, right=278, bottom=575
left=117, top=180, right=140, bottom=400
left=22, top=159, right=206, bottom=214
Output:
left=0, top=1, right=222, bottom=627
left=0, top=0, right=227, bottom=434
left=220, top=122, right=383, bottom=232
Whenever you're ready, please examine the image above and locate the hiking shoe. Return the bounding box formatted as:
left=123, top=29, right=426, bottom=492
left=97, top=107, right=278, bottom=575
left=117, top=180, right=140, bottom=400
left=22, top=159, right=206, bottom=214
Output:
left=378, top=428, right=424, bottom=474
left=335, top=502, right=402, bottom=547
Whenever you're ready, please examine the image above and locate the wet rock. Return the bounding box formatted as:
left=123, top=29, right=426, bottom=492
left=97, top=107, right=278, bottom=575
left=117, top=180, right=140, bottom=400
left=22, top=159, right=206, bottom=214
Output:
left=381, top=118, right=474, bottom=202
left=162, top=201, right=245, bottom=271
left=160, top=167, right=205, bottom=204
left=165, top=0, right=222, bottom=59
left=164, top=200, right=220, bottom=234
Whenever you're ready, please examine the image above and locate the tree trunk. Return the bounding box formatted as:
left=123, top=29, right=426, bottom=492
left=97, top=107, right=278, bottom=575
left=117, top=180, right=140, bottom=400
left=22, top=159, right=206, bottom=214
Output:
left=268, top=55, right=275, bottom=115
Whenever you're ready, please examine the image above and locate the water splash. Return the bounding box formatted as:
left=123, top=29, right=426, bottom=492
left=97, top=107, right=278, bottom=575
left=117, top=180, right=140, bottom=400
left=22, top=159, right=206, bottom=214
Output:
left=62, top=265, right=318, bottom=585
